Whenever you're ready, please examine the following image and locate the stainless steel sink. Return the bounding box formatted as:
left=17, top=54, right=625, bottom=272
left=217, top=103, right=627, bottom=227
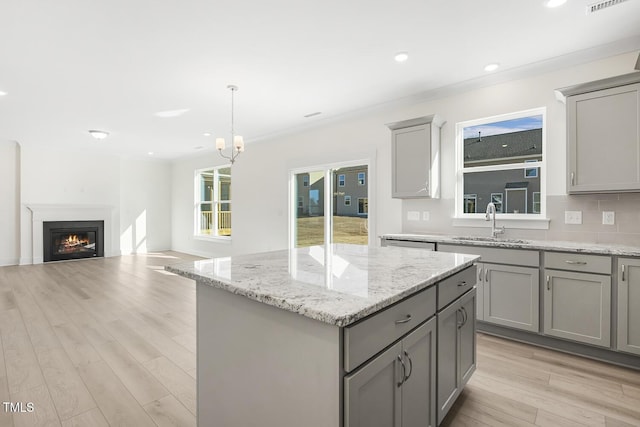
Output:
left=451, top=236, right=528, bottom=244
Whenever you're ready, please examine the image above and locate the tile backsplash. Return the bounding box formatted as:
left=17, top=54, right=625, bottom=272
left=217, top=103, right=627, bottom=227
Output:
left=402, top=194, right=640, bottom=246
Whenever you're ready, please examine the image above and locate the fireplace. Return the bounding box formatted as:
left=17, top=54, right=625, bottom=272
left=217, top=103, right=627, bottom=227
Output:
left=43, top=221, right=104, bottom=262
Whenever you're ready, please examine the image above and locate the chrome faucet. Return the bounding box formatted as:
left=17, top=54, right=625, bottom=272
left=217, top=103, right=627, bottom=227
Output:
left=485, top=202, right=505, bottom=238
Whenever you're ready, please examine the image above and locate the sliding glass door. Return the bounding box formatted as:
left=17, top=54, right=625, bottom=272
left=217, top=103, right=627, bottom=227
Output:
left=291, top=162, right=369, bottom=248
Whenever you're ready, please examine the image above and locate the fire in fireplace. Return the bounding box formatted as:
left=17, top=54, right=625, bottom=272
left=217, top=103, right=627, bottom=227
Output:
left=43, top=221, right=104, bottom=262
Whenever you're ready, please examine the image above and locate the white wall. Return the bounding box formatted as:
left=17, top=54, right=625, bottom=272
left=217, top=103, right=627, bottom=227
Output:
left=19, top=146, right=121, bottom=264
left=0, top=141, right=20, bottom=266
left=16, top=146, right=173, bottom=264
left=170, top=51, right=640, bottom=256
left=120, top=158, right=172, bottom=254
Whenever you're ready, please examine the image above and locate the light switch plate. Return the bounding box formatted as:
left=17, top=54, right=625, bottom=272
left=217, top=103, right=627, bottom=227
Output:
left=602, top=211, right=615, bottom=225
left=564, top=210, right=582, bottom=225
left=407, top=211, right=420, bottom=221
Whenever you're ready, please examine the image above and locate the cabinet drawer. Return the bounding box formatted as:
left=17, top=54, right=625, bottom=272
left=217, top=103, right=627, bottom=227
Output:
left=438, top=244, right=539, bottom=267
left=382, top=239, right=435, bottom=250
left=344, top=285, right=436, bottom=372
left=544, top=252, right=611, bottom=274
left=437, top=266, right=477, bottom=310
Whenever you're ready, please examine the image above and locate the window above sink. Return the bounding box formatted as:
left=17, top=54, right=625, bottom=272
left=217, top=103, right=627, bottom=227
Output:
left=454, top=108, right=550, bottom=230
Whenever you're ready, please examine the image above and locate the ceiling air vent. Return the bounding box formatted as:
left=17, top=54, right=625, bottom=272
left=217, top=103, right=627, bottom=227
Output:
left=586, top=0, right=629, bottom=14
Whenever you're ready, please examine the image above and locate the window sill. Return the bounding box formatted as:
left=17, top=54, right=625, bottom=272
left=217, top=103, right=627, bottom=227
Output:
left=194, top=235, right=232, bottom=243
left=452, top=216, right=550, bottom=230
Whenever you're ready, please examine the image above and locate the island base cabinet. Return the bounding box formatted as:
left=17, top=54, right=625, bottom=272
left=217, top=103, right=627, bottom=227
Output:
left=437, top=289, right=476, bottom=425
left=618, top=258, right=640, bottom=356
left=197, top=283, right=341, bottom=427
left=345, top=317, right=437, bottom=427
left=543, top=270, right=611, bottom=347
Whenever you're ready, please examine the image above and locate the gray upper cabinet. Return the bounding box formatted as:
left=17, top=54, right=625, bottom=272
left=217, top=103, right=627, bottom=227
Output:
left=560, top=73, right=640, bottom=193
left=617, top=258, right=640, bottom=356
left=387, top=115, right=444, bottom=199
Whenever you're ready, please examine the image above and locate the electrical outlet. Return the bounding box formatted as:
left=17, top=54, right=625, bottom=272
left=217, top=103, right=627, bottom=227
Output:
left=422, top=211, right=430, bottom=221
left=407, top=211, right=420, bottom=221
left=564, top=210, right=583, bottom=225
left=602, top=211, right=615, bottom=225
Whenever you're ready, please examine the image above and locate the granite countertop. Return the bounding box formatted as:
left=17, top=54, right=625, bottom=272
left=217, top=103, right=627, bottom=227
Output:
left=166, top=244, right=479, bottom=327
left=382, top=233, right=640, bottom=256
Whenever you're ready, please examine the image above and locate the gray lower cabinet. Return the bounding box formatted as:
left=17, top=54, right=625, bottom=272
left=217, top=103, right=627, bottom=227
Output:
left=617, top=258, right=640, bottom=356
left=344, top=317, right=437, bottom=427
left=481, top=263, right=539, bottom=332
left=543, top=269, right=611, bottom=347
left=437, top=289, right=476, bottom=425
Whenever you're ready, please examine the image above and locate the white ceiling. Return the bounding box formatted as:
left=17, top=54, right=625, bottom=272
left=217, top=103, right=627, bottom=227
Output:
left=1, top=0, right=639, bottom=159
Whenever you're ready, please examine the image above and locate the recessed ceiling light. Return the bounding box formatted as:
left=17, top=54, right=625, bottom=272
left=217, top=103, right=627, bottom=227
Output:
left=484, top=63, right=500, bottom=72
left=545, top=0, right=567, bottom=7
left=154, top=108, right=190, bottom=118
left=0, top=91, right=7, bottom=97
left=394, top=52, right=409, bottom=63
left=148, top=152, right=154, bottom=156
left=203, top=132, right=212, bottom=137
left=88, top=130, right=109, bottom=140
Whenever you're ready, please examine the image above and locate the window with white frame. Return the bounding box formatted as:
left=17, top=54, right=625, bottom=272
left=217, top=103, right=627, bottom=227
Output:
left=195, top=166, right=231, bottom=237
left=338, top=174, right=345, bottom=187
left=344, top=195, right=351, bottom=206
left=357, top=172, right=366, bottom=186
left=456, top=108, right=545, bottom=218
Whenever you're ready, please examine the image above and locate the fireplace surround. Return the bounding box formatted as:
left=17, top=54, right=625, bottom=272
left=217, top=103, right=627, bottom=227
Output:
left=26, top=204, right=115, bottom=265
left=43, top=220, right=104, bottom=262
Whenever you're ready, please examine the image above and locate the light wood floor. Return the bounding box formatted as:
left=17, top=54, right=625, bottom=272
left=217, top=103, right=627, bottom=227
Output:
left=0, top=252, right=639, bottom=427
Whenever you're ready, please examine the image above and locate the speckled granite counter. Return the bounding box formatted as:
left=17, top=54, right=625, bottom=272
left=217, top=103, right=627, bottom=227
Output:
left=166, top=243, right=478, bottom=327
left=382, top=233, right=640, bottom=256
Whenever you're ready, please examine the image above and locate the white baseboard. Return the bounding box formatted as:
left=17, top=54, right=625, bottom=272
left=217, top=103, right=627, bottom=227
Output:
left=0, top=258, right=19, bottom=267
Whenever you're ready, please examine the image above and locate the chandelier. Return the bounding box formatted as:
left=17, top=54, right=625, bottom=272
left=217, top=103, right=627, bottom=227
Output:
left=215, top=85, right=244, bottom=164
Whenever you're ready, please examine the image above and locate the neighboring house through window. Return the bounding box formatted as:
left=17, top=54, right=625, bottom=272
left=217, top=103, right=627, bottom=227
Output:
left=338, top=174, right=345, bottom=187
left=357, top=172, right=365, bottom=186
left=344, top=195, right=351, bottom=206
left=456, top=108, right=545, bottom=219
left=195, top=166, right=231, bottom=237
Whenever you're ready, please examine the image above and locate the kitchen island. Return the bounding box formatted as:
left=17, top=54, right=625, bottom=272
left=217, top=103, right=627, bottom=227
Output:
left=167, top=244, right=479, bottom=427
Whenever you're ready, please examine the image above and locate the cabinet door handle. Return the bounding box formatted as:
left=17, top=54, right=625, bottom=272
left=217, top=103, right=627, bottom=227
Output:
left=397, top=355, right=406, bottom=387
left=622, top=264, right=626, bottom=282
left=565, top=260, right=587, bottom=265
left=461, top=307, right=468, bottom=326
left=403, top=350, right=413, bottom=382
left=395, top=314, right=412, bottom=325
left=485, top=269, right=489, bottom=282
left=457, top=280, right=467, bottom=287
left=478, top=267, right=483, bottom=282
left=570, top=172, right=575, bottom=186
left=546, top=275, right=550, bottom=291
left=457, top=309, right=463, bottom=329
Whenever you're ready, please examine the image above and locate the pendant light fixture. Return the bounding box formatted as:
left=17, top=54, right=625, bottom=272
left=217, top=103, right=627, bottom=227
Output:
left=216, top=85, right=244, bottom=164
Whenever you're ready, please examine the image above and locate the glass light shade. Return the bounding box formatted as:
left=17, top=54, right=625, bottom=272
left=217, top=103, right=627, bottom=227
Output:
left=215, top=138, right=226, bottom=150
left=234, top=135, right=244, bottom=152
